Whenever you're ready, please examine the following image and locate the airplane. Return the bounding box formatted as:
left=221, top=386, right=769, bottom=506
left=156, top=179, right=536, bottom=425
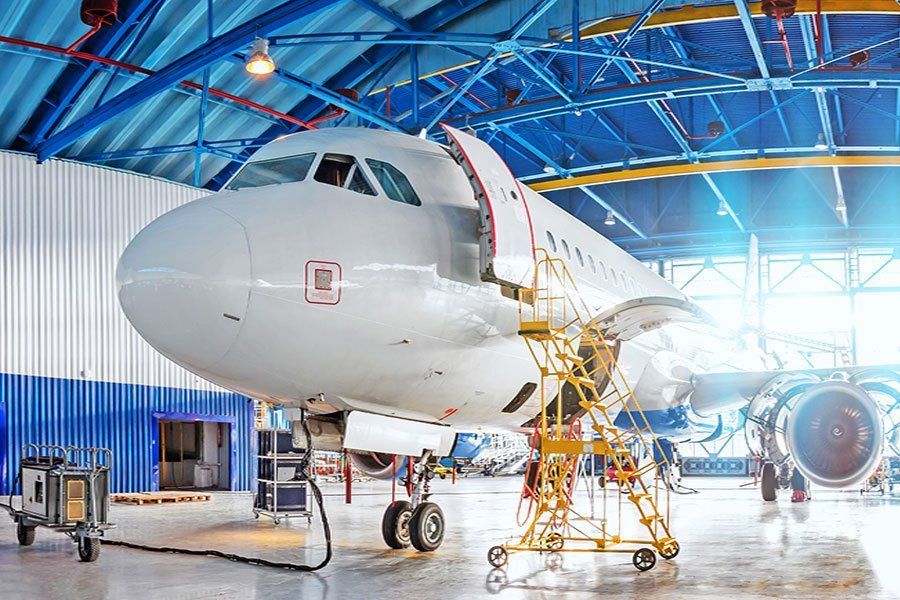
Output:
left=116, top=125, right=898, bottom=553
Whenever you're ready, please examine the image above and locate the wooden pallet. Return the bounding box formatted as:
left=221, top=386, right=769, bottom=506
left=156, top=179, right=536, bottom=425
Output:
left=111, top=491, right=212, bottom=505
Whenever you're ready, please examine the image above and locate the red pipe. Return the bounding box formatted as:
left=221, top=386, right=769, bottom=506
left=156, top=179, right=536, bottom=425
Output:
left=66, top=22, right=102, bottom=53
left=0, top=35, right=315, bottom=130
left=343, top=450, right=352, bottom=504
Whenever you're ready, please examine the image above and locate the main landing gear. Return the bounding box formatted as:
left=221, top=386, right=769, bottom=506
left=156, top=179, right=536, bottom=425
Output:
left=381, top=451, right=447, bottom=552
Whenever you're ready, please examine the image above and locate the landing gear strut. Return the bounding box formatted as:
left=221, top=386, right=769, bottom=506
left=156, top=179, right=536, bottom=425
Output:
left=381, top=451, right=446, bottom=552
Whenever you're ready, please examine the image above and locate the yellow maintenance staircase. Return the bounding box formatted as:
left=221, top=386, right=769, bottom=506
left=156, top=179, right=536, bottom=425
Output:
left=487, top=249, right=679, bottom=572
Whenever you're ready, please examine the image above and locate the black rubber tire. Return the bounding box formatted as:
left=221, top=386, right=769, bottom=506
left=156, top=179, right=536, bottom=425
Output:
left=633, top=548, right=657, bottom=571
left=659, top=540, right=680, bottom=560
left=16, top=521, right=35, bottom=546
left=78, top=536, right=101, bottom=562
left=487, top=545, right=508, bottom=568
left=381, top=500, right=413, bottom=549
left=761, top=461, right=778, bottom=502
left=409, top=502, right=445, bottom=552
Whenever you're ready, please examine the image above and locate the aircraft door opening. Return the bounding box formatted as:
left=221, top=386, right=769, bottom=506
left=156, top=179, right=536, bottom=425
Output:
left=158, top=419, right=231, bottom=490
left=442, top=124, right=536, bottom=290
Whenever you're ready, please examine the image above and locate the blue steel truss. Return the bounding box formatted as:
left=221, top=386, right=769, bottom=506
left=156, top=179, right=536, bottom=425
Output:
left=0, top=0, right=898, bottom=256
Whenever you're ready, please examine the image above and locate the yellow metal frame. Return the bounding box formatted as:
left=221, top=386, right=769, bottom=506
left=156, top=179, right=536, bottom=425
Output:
left=528, top=155, right=900, bottom=192
left=492, top=250, right=678, bottom=568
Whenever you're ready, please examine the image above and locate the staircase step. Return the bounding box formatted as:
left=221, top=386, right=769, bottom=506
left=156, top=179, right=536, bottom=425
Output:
left=629, top=493, right=652, bottom=502
left=640, top=515, right=665, bottom=526
left=556, top=353, right=584, bottom=365
left=568, top=376, right=595, bottom=387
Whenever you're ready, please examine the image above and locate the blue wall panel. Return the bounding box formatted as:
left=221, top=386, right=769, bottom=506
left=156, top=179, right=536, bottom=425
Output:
left=0, top=373, right=255, bottom=495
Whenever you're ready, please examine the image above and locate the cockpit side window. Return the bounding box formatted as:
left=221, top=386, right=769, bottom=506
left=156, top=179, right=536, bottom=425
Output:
left=315, top=153, right=376, bottom=196
left=225, top=153, right=315, bottom=190
left=365, top=159, right=422, bottom=206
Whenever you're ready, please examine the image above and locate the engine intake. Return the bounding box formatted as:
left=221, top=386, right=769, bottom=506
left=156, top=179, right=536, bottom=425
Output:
left=786, top=380, right=883, bottom=488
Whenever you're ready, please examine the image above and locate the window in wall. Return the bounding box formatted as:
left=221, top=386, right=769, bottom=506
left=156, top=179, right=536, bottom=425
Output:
left=226, top=153, right=315, bottom=190
left=365, top=159, right=422, bottom=205
left=575, top=247, right=584, bottom=268
left=546, top=231, right=557, bottom=252
left=561, top=239, right=571, bottom=260
left=315, top=154, right=375, bottom=195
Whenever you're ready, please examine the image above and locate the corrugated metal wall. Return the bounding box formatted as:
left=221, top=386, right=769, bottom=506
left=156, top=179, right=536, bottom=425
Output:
left=0, top=152, right=255, bottom=493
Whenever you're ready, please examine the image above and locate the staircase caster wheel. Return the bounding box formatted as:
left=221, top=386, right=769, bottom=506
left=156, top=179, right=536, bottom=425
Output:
left=381, top=500, right=413, bottom=549
left=274, top=518, right=281, bottom=525
left=633, top=548, right=656, bottom=571
left=487, top=545, right=508, bottom=568
left=254, top=513, right=260, bottom=519
left=659, top=541, right=680, bottom=560
left=78, top=537, right=101, bottom=562
left=761, top=461, right=778, bottom=502
left=16, top=521, right=36, bottom=546
left=544, top=532, right=564, bottom=551
left=409, top=502, right=445, bottom=552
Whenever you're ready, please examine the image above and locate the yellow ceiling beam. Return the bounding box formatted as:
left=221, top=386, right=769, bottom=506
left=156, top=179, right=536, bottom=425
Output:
left=528, top=155, right=900, bottom=192
left=576, top=1, right=900, bottom=40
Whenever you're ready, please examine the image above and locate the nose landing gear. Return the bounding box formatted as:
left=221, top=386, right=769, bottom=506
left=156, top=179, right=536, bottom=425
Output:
left=380, top=451, right=446, bottom=552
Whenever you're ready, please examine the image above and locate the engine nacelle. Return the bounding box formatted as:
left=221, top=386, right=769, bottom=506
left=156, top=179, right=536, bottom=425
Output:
left=349, top=452, right=401, bottom=479
left=786, top=380, right=883, bottom=488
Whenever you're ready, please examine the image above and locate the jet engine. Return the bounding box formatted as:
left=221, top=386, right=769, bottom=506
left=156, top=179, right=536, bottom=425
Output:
left=785, top=380, right=883, bottom=488
left=745, top=374, right=889, bottom=491
left=349, top=452, right=402, bottom=479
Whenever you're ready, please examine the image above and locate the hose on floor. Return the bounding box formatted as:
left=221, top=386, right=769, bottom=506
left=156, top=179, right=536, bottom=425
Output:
left=101, top=418, right=333, bottom=572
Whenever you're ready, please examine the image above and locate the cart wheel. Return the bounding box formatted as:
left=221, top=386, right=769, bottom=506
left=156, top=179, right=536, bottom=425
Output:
left=545, top=532, right=564, bottom=551
left=78, top=536, right=101, bottom=562
left=632, top=548, right=656, bottom=571
left=659, top=541, right=680, bottom=560
left=274, top=518, right=281, bottom=525
left=487, top=545, right=508, bottom=568
left=16, top=521, right=36, bottom=546
left=254, top=512, right=260, bottom=519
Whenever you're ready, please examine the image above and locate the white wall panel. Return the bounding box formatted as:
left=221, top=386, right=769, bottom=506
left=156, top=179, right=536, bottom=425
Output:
left=0, top=151, right=220, bottom=390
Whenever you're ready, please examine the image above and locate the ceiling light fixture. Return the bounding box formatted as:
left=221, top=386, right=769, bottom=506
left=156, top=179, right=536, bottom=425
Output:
left=716, top=200, right=729, bottom=216
left=835, top=195, right=847, bottom=212
left=543, top=164, right=556, bottom=174
left=604, top=210, right=615, bottom=226
left=246, top=38, right=275, bottom=75
left=814, top=132, right=828, bottom=150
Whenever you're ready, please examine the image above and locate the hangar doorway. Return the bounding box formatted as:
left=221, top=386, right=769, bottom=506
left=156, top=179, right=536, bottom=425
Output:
left=158, top=418, right=232, bottom=490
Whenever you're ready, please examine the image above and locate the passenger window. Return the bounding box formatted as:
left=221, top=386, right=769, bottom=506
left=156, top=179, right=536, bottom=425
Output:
left=546, top=231, right=557, bottom=253
left=597, top=261, right=607, bottom=280
left=588, top=255, right=596, bottom=274
left=226, top=153, right=315, bottom=190
left=315, top=154, right=375, bottom=196
left=365, top=159, right=421, bottom=205
left=561, top=239, right=571, bottom=260
left=575, top=247, right=584, bottom=268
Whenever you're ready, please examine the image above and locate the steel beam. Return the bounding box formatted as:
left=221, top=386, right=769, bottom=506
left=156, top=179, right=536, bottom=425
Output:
left=584, top=0, right=665, bottom=90
left=36, top=0, right=337, bottom=162
left=529, top=155, right=900, bottom=191
left=206, top=0, right=491, bottom=189
left=15, top=0, right=165, bottom=150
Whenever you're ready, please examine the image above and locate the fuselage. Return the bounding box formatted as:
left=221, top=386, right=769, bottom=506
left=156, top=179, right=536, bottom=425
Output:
left=117, top=128, right=759, bottom=441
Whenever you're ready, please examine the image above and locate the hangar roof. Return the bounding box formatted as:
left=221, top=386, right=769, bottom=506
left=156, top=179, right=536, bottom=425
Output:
left=1, top=0, right=898, bottom=256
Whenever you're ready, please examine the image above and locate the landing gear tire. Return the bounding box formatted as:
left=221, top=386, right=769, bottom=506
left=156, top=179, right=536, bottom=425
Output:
left=487, top=545, right=508, bottom=568
left=408, top=502, right=445, bottom=552
left=659, top=541, right=680, bottom=560
left=16, top=521, right=35, bottom=546
left=381, top=500, right=413, bottom=549
left=78, top=536, right=101, bottom=562
left=761, top=461, right=778, bottom=502
left=632, top=548, right=656, bottom=571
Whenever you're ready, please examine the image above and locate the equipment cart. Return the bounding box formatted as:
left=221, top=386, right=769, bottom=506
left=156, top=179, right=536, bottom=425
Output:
left=253, top=429, right=313, bottom=524
left=7, top=444, right=114, bottom=562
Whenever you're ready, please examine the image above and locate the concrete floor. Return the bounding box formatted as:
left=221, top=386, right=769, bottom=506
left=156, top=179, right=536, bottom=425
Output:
left=2, top=476, right=899, bottom=599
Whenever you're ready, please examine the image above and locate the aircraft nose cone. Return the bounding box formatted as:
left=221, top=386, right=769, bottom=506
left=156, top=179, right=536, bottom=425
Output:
left=116, top=202, right=250, bottom=373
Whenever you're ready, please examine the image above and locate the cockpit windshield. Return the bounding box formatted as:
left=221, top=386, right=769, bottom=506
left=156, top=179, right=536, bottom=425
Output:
left=225, top=153, right=315, bottom=190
